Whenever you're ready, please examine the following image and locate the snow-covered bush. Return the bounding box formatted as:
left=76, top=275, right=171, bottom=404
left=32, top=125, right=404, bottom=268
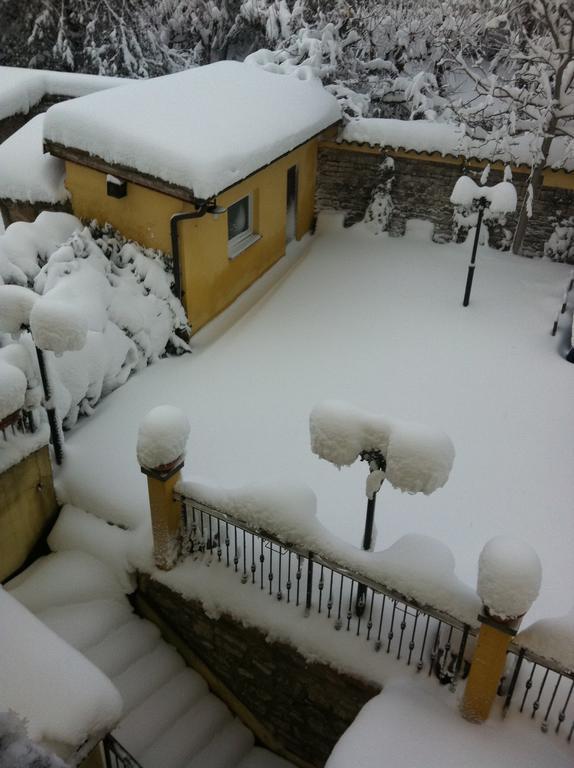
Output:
left=363, top=158, right=395, bottom=235
left=0, top=711, right=67, bottom=768
left=544, top=216, right=574, bottom=262
left=0, top=214, right=190, bottom=430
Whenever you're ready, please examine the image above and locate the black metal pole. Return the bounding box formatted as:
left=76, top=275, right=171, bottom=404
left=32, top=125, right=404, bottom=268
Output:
left=356, top=449, right=386, bottom=616
left=462, top=200, right=486, bottom=307
left=362, top=494, right=377, bottom=551
left=35, top=346, right=64, bottom=465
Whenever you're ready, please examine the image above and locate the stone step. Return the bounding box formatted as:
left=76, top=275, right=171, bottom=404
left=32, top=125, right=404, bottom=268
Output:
left=114, top=668, right=208, bottom=758
left=138, top=694, right=232, bottom=768
left=36, top=598, right=132, bottom=651
left=114, top=643, right=186, bottom=714
left=186, top=716, right=254, bottom=768
left=237, top=747, right=295, bottom=768
left=84, top=617, right=160, bottom=677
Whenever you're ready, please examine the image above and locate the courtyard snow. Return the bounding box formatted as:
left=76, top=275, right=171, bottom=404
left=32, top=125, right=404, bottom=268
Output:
left=56, top=215, right=574, bottom=626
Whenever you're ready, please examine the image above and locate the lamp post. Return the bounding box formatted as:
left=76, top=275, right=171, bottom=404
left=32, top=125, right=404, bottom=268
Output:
left=356, top=448, right=386, bottom=616
left=462, top=196, right=488, bottom=307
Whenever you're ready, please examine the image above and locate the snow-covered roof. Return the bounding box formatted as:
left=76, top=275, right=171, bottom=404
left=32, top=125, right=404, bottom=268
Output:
left=341, top=118, right=574, bottom=172
left=0, top=114, right=67, bottom=203
left=0, top=585, right=122, bottom=751
left=43, top=61, right=341, bottom=199
left=0, top=66, right=126, bottom=122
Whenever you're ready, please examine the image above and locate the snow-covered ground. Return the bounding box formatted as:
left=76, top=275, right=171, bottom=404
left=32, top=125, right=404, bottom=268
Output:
left=56, top=215, right=574, bottom=626
left=327, top=677, right=572, bottom=768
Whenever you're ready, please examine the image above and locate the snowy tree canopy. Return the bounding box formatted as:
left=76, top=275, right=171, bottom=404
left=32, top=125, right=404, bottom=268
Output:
left=0, top=711, right=68, bottom=768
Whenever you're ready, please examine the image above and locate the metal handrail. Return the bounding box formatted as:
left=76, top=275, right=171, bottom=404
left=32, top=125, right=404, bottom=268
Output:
left=174, top=492, right=472, bottom=633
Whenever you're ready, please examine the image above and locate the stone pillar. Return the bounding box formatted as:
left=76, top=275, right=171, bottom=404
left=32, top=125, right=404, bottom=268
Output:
left=141, top=459, right=184, bottom=570
left=461, top=536, right=542, bottom=723
left=137, top=405, right=191, bottom=570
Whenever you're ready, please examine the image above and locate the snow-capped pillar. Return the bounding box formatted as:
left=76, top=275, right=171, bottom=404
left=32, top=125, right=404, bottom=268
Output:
left=461, top=537, right=542, bottom=723
left=137, top=406, right=191, bottom=570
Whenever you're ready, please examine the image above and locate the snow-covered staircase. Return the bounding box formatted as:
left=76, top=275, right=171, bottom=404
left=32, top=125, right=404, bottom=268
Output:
left=6, top=551, right=293, bottom=768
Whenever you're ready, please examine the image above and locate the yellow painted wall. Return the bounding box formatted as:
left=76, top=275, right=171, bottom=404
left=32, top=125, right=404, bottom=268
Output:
left=64, top=138, right=318, bottom=331
left=0, top=446, right=58, bottom=582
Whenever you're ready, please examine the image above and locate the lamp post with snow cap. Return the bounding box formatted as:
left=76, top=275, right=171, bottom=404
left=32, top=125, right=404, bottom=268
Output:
left=450, top=176, right=517, bottom=307
left=356, top=448, right=386, bottom=616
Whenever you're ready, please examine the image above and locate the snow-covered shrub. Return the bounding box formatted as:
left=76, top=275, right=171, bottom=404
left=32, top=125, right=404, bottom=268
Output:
left=363, top=157, right=395, bottom=235
left=0, top=214, right=190, bottom=430
left=0, top=711, right=68, bottom=768
left=544, top=216, right=574, bottom=262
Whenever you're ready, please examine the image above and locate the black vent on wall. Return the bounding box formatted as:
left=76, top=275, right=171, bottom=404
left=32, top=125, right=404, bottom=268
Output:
left=107, top=176, right=127, bottom=198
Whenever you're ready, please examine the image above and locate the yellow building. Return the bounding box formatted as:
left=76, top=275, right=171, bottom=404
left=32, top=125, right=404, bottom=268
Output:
left=43, top=62, right=340, bottom=331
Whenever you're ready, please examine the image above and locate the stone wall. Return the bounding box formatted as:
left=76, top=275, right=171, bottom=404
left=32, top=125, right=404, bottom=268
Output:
left=137, top=574, right=380, bottom=767
left=0, top=198, right=73, bottom=229
left=0, top=94, right=68, bottom=144
left=0, top=446, right=58, bottom=582
left=316, top=144, right=574, bottom=258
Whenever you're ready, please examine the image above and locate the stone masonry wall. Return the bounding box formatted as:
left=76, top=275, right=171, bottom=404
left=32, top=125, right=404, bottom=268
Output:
left=316, top=144, right=574, bottom=259
left=138, top=574, right=380, bottom=767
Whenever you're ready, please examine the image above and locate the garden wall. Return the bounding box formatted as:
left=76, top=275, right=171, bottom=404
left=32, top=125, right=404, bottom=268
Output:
left=137, top=574, right=380, bottom=768
left=316, top=142, right=574, bottom=259
left=0, top=446, right=58, bottom=582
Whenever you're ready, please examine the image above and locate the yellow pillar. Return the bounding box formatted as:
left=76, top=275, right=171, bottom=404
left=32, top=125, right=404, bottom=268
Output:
left=141, top=460, right=184, bottom=570
left=461, top=615, right=517, bottom=723
left=81, top=743, right=105, bottom=768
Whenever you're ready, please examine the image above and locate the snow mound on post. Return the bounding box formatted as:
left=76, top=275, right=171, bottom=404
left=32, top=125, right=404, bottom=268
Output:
left=0, top=587, right=122, bottom=748
left=517, top=607, right=574, bottom=673
left=477, top=536, right=542, bottom=620
left=137, top=405, right=190, bottom=471
left=309, top=400, right=454, bottom=494
left=0, top=362, right=27, bottom=419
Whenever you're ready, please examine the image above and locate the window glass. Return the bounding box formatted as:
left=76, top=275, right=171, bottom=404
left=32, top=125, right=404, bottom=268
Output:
left=227, top=196, right=250, bottom=241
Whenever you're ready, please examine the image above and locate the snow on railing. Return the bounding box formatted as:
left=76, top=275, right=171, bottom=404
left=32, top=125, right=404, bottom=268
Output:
left=175, top=481, right=477, bottom=692
left=501, top=609, right=574, bottom=741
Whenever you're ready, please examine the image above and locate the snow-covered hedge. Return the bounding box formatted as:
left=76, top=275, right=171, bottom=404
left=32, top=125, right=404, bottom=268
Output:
left=544, top=216, right=574, bottom=262
left=0, top=213, right=190, bottom=431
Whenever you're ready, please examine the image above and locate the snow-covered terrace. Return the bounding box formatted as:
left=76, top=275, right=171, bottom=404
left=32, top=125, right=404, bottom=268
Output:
left=0, top=66, right=125, bottom=122
left=57, top=215, right=574, bottom=627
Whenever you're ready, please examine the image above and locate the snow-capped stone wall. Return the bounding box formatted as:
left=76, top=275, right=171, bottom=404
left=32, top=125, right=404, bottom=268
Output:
left=316, top=143, right=574, bottom=259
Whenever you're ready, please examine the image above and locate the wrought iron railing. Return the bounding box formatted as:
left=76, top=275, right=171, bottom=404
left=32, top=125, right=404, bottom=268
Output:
left=501, top=646, right=574, bottom=742
left=0, top=408, right=37, bottom=441
left=103, top=734, right=143, bottom=768
left=177, top=494, right=473, bottom=692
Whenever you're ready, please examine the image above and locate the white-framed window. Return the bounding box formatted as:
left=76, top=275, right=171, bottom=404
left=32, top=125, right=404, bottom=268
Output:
left=227, top=194, right=259, bottom=258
